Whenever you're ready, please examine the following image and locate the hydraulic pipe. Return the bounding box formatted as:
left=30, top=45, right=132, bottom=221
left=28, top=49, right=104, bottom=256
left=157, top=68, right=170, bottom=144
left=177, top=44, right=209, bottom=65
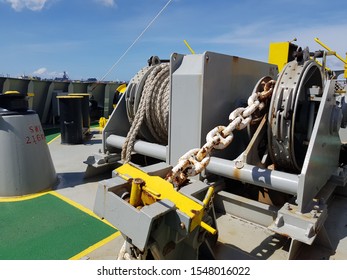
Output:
left=206, top=157, right=299, bottom=195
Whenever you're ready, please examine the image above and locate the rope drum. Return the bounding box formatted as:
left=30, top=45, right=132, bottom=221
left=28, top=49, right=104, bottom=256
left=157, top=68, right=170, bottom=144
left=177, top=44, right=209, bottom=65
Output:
left=122, top=63, right=170, bottom=163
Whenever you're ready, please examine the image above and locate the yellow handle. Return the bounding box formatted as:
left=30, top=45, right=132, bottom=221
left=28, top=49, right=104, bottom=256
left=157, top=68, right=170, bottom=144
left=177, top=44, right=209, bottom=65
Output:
left=200, top=221, right=217, bottom=235
left=202, top=186, right=214, bottom=207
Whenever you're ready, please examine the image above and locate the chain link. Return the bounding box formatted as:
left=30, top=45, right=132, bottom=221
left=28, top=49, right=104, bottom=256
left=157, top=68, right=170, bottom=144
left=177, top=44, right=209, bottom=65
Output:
left=166, top=77, right=276, bottom=189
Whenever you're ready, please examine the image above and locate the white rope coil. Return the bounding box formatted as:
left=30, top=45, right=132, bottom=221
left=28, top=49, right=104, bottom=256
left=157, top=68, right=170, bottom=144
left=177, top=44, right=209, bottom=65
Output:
left=121, top=63, right=170, bottom=163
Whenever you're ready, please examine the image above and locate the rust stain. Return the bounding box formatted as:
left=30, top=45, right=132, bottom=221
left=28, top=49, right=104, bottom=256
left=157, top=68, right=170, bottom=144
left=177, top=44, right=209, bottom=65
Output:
left=233, top=167, right=241, bottom=181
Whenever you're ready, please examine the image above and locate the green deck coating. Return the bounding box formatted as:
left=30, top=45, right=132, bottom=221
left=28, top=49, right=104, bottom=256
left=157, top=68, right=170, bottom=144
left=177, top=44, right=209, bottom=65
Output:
left=0, top=194, right=117, bottom=260
left=44, top=127, right=60, bottom=143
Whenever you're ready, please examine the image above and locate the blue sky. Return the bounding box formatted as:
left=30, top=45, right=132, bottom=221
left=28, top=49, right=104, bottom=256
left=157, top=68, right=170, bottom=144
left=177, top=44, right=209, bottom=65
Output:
left=0, top=0, right=346, bottom=81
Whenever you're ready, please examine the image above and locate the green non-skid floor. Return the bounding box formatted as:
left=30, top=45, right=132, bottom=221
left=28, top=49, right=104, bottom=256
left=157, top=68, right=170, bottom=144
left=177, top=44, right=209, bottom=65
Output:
left=44, top=127, right=60, bottom=143
left=0, top=193, right=117, bottom=260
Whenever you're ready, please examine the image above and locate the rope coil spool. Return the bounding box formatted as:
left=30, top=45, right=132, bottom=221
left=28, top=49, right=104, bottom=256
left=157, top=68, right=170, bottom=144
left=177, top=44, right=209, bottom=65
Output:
left=122, top=62, right=170, bottom=163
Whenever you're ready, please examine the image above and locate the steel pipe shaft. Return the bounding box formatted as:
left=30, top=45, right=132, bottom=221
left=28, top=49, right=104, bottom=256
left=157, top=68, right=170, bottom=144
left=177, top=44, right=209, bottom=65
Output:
left=207, top=157, right=298, bottom=195
left=106, top=135, right=167, bottom=161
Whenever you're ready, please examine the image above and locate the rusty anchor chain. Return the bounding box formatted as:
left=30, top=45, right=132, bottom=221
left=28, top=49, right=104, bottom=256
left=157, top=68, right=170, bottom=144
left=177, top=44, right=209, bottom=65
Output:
left=166, top=77, right=276, bottom=189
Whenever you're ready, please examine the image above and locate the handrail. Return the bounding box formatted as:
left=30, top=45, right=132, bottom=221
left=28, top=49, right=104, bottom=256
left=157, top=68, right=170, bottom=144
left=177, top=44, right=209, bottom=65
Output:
left=314, top=37, right=347, bottom=64
left=314, top=37, right=347, bottom=78
left=183, top=39, right=196, bottom=54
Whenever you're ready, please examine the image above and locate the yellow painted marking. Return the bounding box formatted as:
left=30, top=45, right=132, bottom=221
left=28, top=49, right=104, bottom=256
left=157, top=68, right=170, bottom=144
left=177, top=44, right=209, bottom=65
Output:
left=0, top=189, right=51, bottom=202
left=56, top=96, right=83, bottom=99
left=69, top=231, right=121, bottom=260
left=50, top=191, right=120, bottom=257
left=47, top=134, right=61, bottom=145
left=0, top=190, right=116, bottom=229
left=68, top=93, right=91, bottom=96
left=50, top=191, right=116, bottom=228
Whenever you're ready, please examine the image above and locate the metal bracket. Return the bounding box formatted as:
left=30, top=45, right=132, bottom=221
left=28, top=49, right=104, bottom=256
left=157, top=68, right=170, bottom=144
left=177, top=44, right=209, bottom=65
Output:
left=83, top=152, right=121, bottom=178
left=269, top=201, right=327, bottom=245
left=84, top=152, right=121, bottom=167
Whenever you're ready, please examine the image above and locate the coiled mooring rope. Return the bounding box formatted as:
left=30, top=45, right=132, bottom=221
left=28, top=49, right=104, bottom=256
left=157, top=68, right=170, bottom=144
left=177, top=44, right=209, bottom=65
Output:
left=121, top=63, right=170, bottom=163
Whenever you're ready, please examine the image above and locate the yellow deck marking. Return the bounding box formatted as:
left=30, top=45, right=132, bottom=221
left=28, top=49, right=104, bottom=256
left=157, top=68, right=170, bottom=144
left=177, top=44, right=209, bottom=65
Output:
left=50, top=191, right=116, bottom=227
left=0, top=190, right=115, bottom=227
left=69, top=231, right=121, bottom=260
left=49, top=192, right=120, bottom=259
left=0, top=189, right=51, bottom=202
left=47, top=134, right=61, bottom=145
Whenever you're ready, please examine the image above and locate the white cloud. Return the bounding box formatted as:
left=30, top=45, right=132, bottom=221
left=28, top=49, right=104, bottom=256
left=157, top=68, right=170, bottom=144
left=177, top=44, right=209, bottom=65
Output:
left=33, top=67, right=47, bottom=75
left=95, top=0, right=116, bottom=7
left=4, top=0, right=49, bottom=11
left=32, top=67, right=64, bottom=78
